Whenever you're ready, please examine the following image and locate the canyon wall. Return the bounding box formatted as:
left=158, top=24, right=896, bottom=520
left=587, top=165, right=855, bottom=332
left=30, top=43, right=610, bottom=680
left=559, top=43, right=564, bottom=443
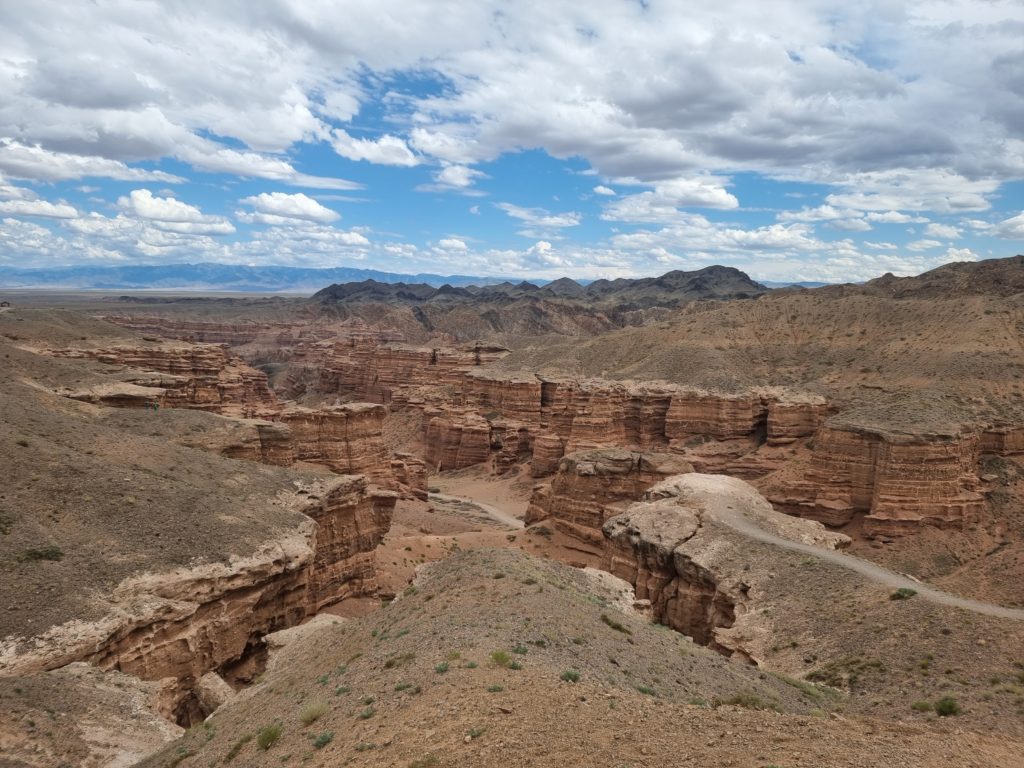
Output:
left=50, top=343, right=279, bottom=418
left=767, top=425, right=987, bottom=536
left=525, top=449, right=693, bottom=550
left=603, top=474, right=849, bottom=655
left=0, top=475, right=395, bottom=723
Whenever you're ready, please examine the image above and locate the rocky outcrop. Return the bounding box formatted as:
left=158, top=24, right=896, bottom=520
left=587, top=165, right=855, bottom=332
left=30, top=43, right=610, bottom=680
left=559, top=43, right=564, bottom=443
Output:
left=603, top=474, right=849, bottom=654
left=0, top=663, right=182, bottom=768
left=305, top=476, right=398, bottom=612
left=280, top=403, right=390, bottom=481
left=49, top=343, right=279, bottom=417
left=391, top=452, right=429, bottom=499
left=526, top=449, right=693, bottom=549
left=0, top=475, right=395, bottom=724
left=320, top=340, right=510, bottom=403
left=424, top=407, right=492, bottom=470
left=771, top=424, right=986, bottom=535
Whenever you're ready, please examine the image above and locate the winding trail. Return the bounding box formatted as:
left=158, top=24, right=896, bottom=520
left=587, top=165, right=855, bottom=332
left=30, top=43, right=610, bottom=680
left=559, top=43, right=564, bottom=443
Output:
left=716, top=506, right=1024, bottom=621
left=429, top=492, right=525, bottom=530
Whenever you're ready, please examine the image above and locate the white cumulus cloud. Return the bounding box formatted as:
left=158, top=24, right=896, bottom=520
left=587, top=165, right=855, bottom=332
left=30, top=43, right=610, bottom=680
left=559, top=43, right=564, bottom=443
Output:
left=239, top=192, right=340, bottom=224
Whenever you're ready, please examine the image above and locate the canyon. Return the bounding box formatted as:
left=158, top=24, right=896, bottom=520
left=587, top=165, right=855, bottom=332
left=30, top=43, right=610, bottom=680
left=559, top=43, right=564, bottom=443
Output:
left=4, top=258, right=1024, bottom=767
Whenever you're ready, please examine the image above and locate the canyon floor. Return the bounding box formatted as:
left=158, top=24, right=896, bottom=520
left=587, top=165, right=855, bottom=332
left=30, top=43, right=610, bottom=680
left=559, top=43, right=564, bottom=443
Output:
left=3, top=259, right=1024, bottom=767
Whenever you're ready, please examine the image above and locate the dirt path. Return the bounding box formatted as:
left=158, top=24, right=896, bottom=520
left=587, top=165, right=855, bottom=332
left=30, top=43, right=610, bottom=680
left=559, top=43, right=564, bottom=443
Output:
left=428, top=492, right=525, bottom=529
left=716, top=505, right=1024, bottom=621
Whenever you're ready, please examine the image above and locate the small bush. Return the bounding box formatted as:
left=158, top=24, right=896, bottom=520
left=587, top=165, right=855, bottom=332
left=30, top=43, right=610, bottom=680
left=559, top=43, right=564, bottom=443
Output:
left=299, top=701, right=328, bottom=726
left=224, top=734, right=253, bottom=762
left=467, top=727, right=486, bottom=739
left=434, top=662, right=449, bottom=674
left=487, top=685, right=504, bottom=693
left=911, top=700, right=933, bottom=712
left=713, top=692, right=777, bottom=711
left=256, top=722, right=282, bottom=750
left=359, top=706, right=376, bottom=720
left=935, top=696, right=961, bottom=716
left=890, top=587, right=918, bottom=600
left=636, top=685, right=657, bottom=697
left=465, top=661, right=478, bottom=669
left=600, top=613, right=632, bottom=635
left=313, top=731, right=334, bottom=749
left=394, top=682, right=414, bottom=692
left=560, top=670, right=581, bottom=683
left=384, top=652, right=416, bottom=669
left=17, top=546, right=63, bottom=562
left=490, top=650, right=512, bottom=667
left=334, top=686, right=351, bottom=696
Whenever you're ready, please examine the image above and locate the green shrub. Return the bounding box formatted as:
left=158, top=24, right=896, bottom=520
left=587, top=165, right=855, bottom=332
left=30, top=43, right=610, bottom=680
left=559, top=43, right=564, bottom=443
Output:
left=713, top=692, right=777, bottom=711
left=636, top=685, right=657, bottom=696
left=600, top=613, right=631, bottom=635
left=224, top=734, right=253, bottom=762
left=935, top=696, right=961, bottom=716
left=487, top=685, right=504, bottom=693
left=17, top=546, right=63, bottom=562
left=911, top=701, right=933, bottom=712
left=890, top=587, right=918, bottom=600
left=313, top=731, right=334, bottom=749
left=490, top=650, right=512, bottom=667
left=560, top=670, right=581, bottom=683
left=434, top=662, right=449, bottom=674
left=299, top=701, right=328, bottom=726
left=256, top=722, right=282, bottom=750
left=359, top=706, right=376, bottom=720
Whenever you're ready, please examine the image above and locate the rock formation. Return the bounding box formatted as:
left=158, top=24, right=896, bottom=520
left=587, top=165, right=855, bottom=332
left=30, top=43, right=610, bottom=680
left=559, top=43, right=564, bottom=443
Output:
left=769, top=424, right=987, bottom=536
left=49, top=342, right=279, bottom=417
left=526, top=449, right=694, bottom=549
left=603, top=474, right=849, bottom=654
left=0, top=475, right=395, bottom=724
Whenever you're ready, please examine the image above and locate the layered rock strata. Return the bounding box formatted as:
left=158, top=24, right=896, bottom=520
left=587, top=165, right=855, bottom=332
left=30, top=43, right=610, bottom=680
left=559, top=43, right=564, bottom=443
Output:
left=603, top=474, right=849, bottom=654
left=525, top=449, right=694, bottom=549
left=0, top=475, right=395, bottom=723
left=769, top=424, right=986, bottom=536
left=49, top=343, right=279, bottom=417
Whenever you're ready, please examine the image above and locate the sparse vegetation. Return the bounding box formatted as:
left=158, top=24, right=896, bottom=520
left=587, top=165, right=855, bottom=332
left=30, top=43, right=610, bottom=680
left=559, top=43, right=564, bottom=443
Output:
left=890, top=587, right=918, bottom=600
left=713, top=692, right=778, bottom=711
left=600, top=613, right=632, bottom=635
left=359, top=706, right=376, bottom=719
left=560, top=670, right=581, bottom=683
left=256, top=722, right=283, bottom=750
left=434, top=662, right=450, bottom=674
left=911, top=700, right=933, bottom=712
left=224, top=734, right=253, bottom=762
left=487, top=684, right=504, bottom=693
left=490, top=649, right=512, bottom=667
left=299, top=701, right=328, bottom=726
left=17, top=546, right=63, bottom=562
left=312, top=731, right=334, bottom=749
left=935, top=696, right=961, bottom=716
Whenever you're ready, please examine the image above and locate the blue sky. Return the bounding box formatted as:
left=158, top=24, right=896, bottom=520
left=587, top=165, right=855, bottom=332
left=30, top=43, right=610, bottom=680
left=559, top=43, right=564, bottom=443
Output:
left=0, top=1, right=1022, bottom=283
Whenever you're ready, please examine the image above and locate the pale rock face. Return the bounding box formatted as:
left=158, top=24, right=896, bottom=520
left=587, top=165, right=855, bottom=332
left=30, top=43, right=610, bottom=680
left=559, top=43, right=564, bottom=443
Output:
left=603, top=474, right=849, bottom=655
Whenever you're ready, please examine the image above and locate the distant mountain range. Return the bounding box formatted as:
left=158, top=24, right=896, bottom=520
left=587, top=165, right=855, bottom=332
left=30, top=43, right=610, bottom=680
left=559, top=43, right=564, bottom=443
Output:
left=0, top=263, right=509, bottom=292
left=314, top=265, right=767, bottom=308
